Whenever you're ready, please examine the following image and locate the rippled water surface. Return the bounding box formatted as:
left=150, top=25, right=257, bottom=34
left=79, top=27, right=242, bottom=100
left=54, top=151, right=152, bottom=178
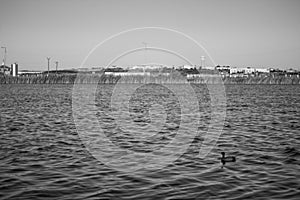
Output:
left=0, top=84, right=299, bottom=199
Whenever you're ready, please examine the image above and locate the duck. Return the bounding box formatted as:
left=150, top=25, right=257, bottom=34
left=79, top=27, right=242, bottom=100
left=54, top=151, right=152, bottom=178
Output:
left=220, top=152, right=236, bottom=165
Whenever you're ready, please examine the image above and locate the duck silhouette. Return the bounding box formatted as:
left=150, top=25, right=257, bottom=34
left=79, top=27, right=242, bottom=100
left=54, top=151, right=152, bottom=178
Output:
left=220, top=152, right=236, bottom=166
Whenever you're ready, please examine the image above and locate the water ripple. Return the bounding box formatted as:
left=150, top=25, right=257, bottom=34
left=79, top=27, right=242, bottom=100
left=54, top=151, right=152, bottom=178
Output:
left=0, top=84, right=299, bottom=199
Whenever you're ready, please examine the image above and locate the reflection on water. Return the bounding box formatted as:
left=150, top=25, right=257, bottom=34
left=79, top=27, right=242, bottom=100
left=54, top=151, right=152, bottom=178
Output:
left=0, top=84, right=299, bottom=199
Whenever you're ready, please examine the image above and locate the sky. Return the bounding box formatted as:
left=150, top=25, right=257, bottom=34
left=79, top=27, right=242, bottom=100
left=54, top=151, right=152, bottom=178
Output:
left=0, top=0, right=300, bottom=70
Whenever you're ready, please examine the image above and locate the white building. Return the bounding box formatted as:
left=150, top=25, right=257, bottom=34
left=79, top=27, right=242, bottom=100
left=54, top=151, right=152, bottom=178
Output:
left=229, top=67, right=240, bottom=74
left=244, top=67, right=255, bottom=74
left=255, top=68, right=270, bottom=73
left=215, top=66, right=230, bottom=70
left=11, top=63, right=18, bottom=76
left=131, top=65, right=164, bottom=70
left=183, top=65, right=194, bottom=69
left=105, top=72, right=151, bottom=76
left=18, top=70, right=42, bottom=76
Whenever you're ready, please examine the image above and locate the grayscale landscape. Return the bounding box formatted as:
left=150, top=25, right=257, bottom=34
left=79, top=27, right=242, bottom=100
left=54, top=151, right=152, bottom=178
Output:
left=0, top=0, right=299, bottom=199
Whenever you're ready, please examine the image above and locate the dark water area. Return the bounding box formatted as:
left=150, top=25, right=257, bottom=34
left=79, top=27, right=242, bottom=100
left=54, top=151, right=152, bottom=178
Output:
left=0, top=84, right=299, bottom=199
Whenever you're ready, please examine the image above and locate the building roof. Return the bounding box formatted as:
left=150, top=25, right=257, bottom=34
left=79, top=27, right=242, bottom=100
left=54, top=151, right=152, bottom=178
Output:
left=0, top=65, right=10, bottom=70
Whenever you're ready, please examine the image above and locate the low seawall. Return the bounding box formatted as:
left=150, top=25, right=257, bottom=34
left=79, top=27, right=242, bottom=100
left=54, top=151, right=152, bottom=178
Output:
left=1, top=74, right=299, bottom=84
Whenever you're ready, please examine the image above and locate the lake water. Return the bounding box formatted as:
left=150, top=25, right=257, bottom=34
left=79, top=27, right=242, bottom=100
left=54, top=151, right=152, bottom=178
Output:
left=0, top=84, right=299, bottom=199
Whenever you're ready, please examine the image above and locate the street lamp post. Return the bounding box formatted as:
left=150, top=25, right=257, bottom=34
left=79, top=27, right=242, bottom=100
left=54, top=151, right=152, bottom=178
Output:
left=47, top=57, right=51, bottom=76
left=55, top=61, right=58, bottom=75
left=1, top=47, right=7, bottom=66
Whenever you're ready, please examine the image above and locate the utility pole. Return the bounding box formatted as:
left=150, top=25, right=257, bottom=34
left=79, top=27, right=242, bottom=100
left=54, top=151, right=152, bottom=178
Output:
left=1, top=47, right=7, bottom=66
left=55, top=61, right=58, bottom=75
left=142, top=42, right=148, bottom=49
left=142, top=42, right=148, bottom=74
left=201, top=56, right=205, bottom=69
left=47, top=57, right=51, bottom=76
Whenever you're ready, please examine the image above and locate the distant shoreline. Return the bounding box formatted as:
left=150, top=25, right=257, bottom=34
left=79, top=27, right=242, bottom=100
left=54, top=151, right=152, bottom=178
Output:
left=0, top=74, right=299, bottom=85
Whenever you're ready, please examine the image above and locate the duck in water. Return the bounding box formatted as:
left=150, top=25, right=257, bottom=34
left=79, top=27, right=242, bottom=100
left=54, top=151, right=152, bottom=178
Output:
left=220, top=152, right=236, bottom=166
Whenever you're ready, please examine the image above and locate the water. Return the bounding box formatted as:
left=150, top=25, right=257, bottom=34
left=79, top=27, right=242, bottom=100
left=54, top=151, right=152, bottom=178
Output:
left=0, top=84, right=299, bottom=199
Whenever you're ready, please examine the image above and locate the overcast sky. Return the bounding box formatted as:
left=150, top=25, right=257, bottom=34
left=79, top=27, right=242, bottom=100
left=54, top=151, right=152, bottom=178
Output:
left=0, top=0, right=300, bottom=70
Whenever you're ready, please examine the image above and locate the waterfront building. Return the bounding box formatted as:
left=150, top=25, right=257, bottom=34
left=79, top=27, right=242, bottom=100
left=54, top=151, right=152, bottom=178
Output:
left=11, top=63, right=18, bottom=76
left=104, top=71, right=151, bottom=76
left=243, top=67, right=255, bottom=74
left=255, top=68, right=270, bottom=73
left=18, top=70, right=42, bottom=76
left=183, top=65, right=194, bottom=69
left=0, top=64, right=10, bottom=75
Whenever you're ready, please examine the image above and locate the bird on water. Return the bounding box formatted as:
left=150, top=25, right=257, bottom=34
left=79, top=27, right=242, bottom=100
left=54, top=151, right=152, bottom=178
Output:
left=220, top=152, right=236, bottom=166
